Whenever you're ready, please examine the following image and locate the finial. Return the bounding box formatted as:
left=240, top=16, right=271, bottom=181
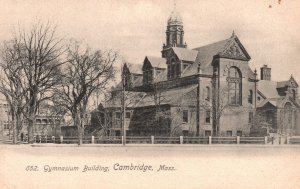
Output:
left=231, top=30, right=235, bottom=37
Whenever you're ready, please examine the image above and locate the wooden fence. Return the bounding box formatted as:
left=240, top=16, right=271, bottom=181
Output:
left=3, top=135, right=300, bottom=145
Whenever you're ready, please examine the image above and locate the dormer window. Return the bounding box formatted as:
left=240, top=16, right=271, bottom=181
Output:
left=168, top=58, right=181, bottom=79
left=143, top=69, right=153, bottom=85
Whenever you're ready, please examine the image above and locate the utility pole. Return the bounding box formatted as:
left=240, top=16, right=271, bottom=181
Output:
left=196, top=62, right=201, bottom=136
left=121, top=63, right=126, bottom=146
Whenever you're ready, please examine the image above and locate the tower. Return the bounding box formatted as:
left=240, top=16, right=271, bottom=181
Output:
left=161, top=1, right=187, bottom=58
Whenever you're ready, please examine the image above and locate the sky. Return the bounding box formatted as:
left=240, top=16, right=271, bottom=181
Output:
left=0, top=0, right=299, bottom=83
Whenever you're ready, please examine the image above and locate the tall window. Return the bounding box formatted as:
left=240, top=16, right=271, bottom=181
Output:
left=292, top=89, right=296, bottom=100
left=248, top=90, right=253, bottom=104
left=227, top=67, right=242, bottom=105
left=206, top=86, right=210, bottom=101
left=182, top=110, right=188, bottom=123
left=205, top=110, right=211, bottom=123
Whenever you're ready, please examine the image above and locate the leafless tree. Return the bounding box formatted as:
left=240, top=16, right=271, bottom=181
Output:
left=53, top=41, right=117, bottom=145
left=0, top=22, right=66, bottom=143
left=0, top=41, right=26, bottom=143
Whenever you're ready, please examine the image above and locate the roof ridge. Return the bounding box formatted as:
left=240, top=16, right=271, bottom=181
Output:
left=192, top=38, right=230, bottom=50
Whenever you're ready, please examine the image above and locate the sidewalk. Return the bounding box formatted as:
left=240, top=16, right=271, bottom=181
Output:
left=29, top=143, right=300, bottom=148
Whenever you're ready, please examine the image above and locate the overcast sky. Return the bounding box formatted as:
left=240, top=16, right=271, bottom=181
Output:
left=0, top=0, right=299, bottom=82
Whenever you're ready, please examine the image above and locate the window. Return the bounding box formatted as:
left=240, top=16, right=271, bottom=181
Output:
left=205, top=130, right=211, bottom=136
left=292, top=89, right=296, bottom=100
left=257, top=96, right=261, bottom=101
left=116, top=112, right=121, bottom=119
left=227, top=67, right=242, bottom=105
left=249, top=112, right=253, bottom=123
left=182, top=110, right=188, bottom=123
left=237, top=130, right=242, bottom=137
left=226, top=130, right=233, bottom=136
left=266, top=111, right=273, bottom=124
left=176, top=63, right=180, bottom=77
left=4, top=123, right=9, bottom=129
left=206, top=86, right=210, bottom=101
left=182, top=130, right=189, bottom=136
left=36, top=119, right=41, bottom=124
left=125, top=112, right=131, bottom=119
left=205, top=110, right=211, bottom=123
left=171, top=64, right=175, bottom=78
left=248, top=90, right=253, bottom=104
left=115, top=130, right=121, bottom=136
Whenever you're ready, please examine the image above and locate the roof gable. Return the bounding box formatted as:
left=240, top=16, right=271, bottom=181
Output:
left=147, top=56, right=167, bottom=69
left=218, top=35, right=251, bottom=61
left=125, top=63, right=143, bottom=75
left=182, top=35, right=250, bottom=77
left=277, top=76, right=298, bottom=88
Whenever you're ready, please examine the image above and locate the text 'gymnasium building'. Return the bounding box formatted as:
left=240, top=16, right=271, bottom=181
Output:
left=93, top=6, right=300, bottom=137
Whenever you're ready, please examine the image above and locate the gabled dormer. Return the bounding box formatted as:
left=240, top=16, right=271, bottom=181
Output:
left=166, top=47, right=197, bottom=79
left=142, top=56, right=166, bottom=85
left=277, top=76, right=298, bottom=100
left=123, top=63, right=143, bottom=90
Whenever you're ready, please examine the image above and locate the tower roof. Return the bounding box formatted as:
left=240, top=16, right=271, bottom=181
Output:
left=167, top=10, right=183, bottom=26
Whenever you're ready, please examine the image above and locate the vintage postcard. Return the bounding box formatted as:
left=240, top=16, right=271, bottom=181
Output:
left=0, top=0, right=300, bottom=188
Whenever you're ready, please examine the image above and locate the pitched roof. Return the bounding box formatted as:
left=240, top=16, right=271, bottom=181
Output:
left=257, top=80, right=280, bottom=99
left=182, top=38, right=229, bottom=76
left=182, top=35, right=251, bottom=77
left=137, top=84, right=198, bottom=107
left=277, top=81, right=289, bottom=88
left=126, top=63, right=143, bottom=74
left=153, top=69, right=167, bottom=82
left=172, top=47, right=198, bottom=62
left=146, top=56, right=167, bottom=69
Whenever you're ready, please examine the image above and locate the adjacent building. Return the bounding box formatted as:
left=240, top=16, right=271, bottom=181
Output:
left=93, top=7, right=300, bottom=137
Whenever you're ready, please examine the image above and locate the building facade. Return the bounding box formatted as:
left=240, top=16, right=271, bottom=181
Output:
left=94, top=8, right=300, bottom=137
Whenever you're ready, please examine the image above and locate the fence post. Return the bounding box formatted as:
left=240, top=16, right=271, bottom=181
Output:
left=264, top=136, right=268, bottom=144
left=279, top=136, right=281, bottom=145
left=286, top=136, right=290, bottom=144
left=52, top=136, right=55, bottom=143
left=180, top=136, right=183, bottom=144
left=121, top=136, right=124, bottom=145
left=151, top=136, right=154, bottom=144
left=91, top=136, right=95, bottom=144
left=60, top=136, right=63, bottom=144
left=237, top=136, right=240, bottom=144
left=209, top=136, right=212, bottom=145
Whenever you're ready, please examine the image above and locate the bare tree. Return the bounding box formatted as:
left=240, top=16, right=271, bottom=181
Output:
left=0, top=22, right=65, bottom=143
left=0, top=41, right=26, bottom=143
left=53, top=41, right=117, bottom=145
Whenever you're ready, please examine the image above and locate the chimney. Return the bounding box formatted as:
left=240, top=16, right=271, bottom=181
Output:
left=260, top=65, right=271, bottom=81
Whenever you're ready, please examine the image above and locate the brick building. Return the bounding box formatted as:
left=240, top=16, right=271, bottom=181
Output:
left=93, top=8, right=300, bottom=137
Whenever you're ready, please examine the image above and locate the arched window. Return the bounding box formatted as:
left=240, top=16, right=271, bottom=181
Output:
left=292, top=89, right=296, bottom=100
left=206, top=86, right=210, bottom=101
left=248, top=90, right=253, bottom=104
left=227, top=67, right=242, bottom=105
